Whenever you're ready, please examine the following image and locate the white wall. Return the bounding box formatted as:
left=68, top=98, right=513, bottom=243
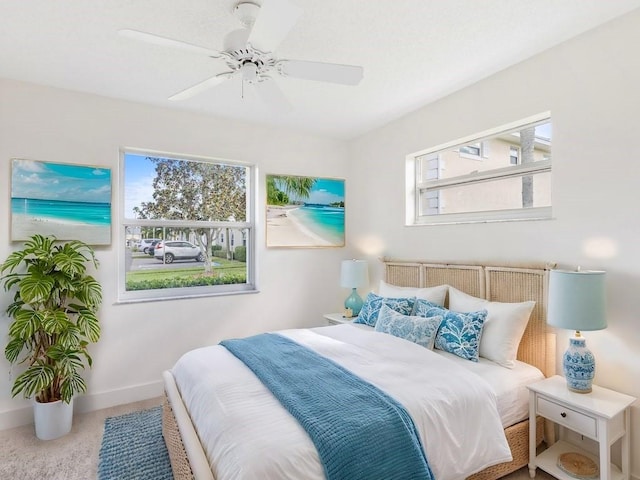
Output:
left=349, top=9, right=640, bottom=477
left=2, top=6, right=640, bottom=475
left=0, top=78, right=352, bottom=428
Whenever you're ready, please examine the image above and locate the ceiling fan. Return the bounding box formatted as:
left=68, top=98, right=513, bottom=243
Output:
left=119, top=0, right=364, bottom=109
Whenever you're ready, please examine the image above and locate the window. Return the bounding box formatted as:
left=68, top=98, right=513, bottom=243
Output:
left=459, top=143, right=482, bottom=157
left=408, top=113, right=552, bottom=225
left=510, top=146, right=520, bottom=165
left=120, top=150, right=256, bottom=302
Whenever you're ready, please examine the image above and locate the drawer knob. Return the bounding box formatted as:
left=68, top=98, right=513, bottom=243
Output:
left=560, top=412, right=567, bottom=418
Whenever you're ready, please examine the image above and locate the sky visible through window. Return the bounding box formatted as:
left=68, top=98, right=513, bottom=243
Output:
left=124, top=153, right=156, bottom=219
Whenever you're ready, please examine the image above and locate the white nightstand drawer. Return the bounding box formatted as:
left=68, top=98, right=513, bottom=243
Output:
left=323, top=313, right=353, bottom=326
left=537, top=396, right=597, bottom=439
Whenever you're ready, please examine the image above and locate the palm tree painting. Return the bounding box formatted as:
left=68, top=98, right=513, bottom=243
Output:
left=266, top=174, right=345, bottom=248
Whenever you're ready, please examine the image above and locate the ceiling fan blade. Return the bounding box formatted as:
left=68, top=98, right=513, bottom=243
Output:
left=168, top=74, right=232, bottom=101
left=279, top=60, right=363, bottom=85
left=254, top=78, right=292, bottom=112
left=248, top=0, right=303, bottom=53
left=119, top=29, right=222, bottom=58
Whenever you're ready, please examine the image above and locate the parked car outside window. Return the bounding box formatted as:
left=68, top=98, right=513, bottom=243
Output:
left=154, top=241, right=205, bottom=263
left=147, top=240, right=160, bottom=256
left=137, top=238, right=160, bottom=254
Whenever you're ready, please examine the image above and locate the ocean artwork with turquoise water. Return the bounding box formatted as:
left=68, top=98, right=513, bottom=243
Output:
left=11, top=159, right=112, bottom=245
left=266, top=175, right=345, bottom=248
left=289, top=205, right=345, bottom=246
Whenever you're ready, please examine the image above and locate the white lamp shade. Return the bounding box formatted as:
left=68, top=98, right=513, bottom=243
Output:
left=547, top=269, right=607, bottom=331
left=340, top=260, right=369, bottom=288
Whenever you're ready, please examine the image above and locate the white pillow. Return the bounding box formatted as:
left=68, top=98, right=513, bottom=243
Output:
left=378, top=280, right=448, bottom=307
left=448, top=286, right=535, bottom=368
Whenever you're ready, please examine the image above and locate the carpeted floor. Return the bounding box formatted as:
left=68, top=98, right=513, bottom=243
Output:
left=0, top=396, right=556, bottom=480
left=0, top=397, right=161, bottom=480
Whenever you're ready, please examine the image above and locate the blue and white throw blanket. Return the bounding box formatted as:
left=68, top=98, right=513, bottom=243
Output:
left=221, top=332, right=434, bottom=480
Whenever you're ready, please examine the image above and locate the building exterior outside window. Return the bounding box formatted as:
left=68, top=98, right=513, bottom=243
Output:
left=410, top=113, right=551, bottom=224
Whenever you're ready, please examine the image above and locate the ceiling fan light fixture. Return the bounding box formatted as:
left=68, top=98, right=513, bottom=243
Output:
left=241, top=62, right=258, bottom=83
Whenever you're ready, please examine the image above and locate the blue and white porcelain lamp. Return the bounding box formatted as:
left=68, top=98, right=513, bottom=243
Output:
left=340, top=259, right=369, bottom=317
left=548, top=269, right=607, bottom=393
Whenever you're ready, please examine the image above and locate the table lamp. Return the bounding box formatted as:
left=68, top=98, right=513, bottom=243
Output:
left=340, top=259, right=369, bottom=317
left=547, top=269, right=606, bottom=393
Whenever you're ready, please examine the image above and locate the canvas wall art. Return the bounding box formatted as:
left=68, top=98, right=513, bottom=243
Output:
left=11, top=159, right=112, bottom=245
left=266, top=174, right=345, bottom=248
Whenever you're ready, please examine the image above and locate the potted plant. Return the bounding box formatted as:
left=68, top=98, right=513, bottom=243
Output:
left=1, top=234, right=102, bottom=440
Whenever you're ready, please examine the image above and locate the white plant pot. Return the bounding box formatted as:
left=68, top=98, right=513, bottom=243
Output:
left=33, top=397, right=74, bottom=440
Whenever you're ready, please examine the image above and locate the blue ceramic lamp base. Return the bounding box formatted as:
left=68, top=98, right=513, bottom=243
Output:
left=563, top=334, right=595, bottom=393
left=344, top=288, right=364, bottom=316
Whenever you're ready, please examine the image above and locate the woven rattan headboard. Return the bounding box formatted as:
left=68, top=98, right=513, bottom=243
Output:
left=383, top=259, right=556, bottom=377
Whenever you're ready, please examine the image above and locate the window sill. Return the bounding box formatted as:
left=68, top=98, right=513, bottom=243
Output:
left=115, top=287, right=259, bottom=305
left=410, top=207, right=553, bottom=226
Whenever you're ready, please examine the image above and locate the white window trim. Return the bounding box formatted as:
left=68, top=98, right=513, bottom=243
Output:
left=117, top=148, right=258, bottom=303
left=417, top=159, right=551, bottom=191
left=406, top=112, right=551, bottom=226
left=413, top=112, right=550, bottom=158
left=411, top=206, right=552, bottom=226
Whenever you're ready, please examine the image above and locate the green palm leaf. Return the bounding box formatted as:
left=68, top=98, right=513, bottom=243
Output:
left=5, top=337, right=26, bottom=363
left=19, top=274, right=55, bottom=305
left=41, top=309, right=71, bottom=335
left=11, top=363, right=55, bottom=399
left=60, top=372, right=87, bottom=403
left=75, top=309, right=101, bottom=343
left=8, top=309, right=42, bottom=340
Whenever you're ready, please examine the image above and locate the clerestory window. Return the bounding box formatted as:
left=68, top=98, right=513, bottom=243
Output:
left=407, top=113, right=552, bottom=225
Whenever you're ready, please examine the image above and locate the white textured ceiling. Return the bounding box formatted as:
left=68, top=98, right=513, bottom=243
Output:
left=1, top=1, right=639, bottom=139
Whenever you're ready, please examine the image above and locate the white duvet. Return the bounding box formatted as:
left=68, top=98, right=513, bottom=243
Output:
left=171, top=324, right=513, bottom=480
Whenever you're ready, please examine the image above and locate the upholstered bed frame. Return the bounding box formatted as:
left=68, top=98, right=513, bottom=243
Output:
left=161, top=260, right=556, bottom=480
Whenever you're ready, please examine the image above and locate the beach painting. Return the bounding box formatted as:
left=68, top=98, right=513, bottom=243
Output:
left=11, top=159, right=112, bottom=245
left=266, top=174, right=345, bottom=248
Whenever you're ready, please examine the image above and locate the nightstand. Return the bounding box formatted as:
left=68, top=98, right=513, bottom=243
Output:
left=323, top=313, right=354, bottom=326
left=528, top=375, right=636, bottom=480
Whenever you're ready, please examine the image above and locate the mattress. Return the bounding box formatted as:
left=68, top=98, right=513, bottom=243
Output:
left=348, top=322, right=544, bottom=428
left=344, top=323, right=545, bottom=428
left=433, top=349, right=544, bottom=427
left=172, top=324, right=515, bottom=480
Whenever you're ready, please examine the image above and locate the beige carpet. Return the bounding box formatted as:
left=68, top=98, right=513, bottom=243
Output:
left=0, top=397, right=161, bottom=480
left=0, top=397, right=555, bottom=480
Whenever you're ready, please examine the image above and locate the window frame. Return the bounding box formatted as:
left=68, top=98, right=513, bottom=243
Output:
left=459, top=143, right=482, bottom=158
left=510, top=146, right=520, bottom=165
left=118, top=148, right=258, bottom=303
left=406, top=112, right=552, bottom=226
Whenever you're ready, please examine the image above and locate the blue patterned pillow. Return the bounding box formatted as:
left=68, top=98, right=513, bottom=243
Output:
left=413, top=299, right=487, bottom=361
left=353, top=292, right=415, bottom=327
left=375, top=304, right=443, bottom=349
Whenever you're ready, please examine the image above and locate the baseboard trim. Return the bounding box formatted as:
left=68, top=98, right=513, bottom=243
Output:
left=0, top=380, right=163, bottom=431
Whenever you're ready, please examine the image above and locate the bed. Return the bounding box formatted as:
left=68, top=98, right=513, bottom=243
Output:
left=162, top=260, right=556, bottom=480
